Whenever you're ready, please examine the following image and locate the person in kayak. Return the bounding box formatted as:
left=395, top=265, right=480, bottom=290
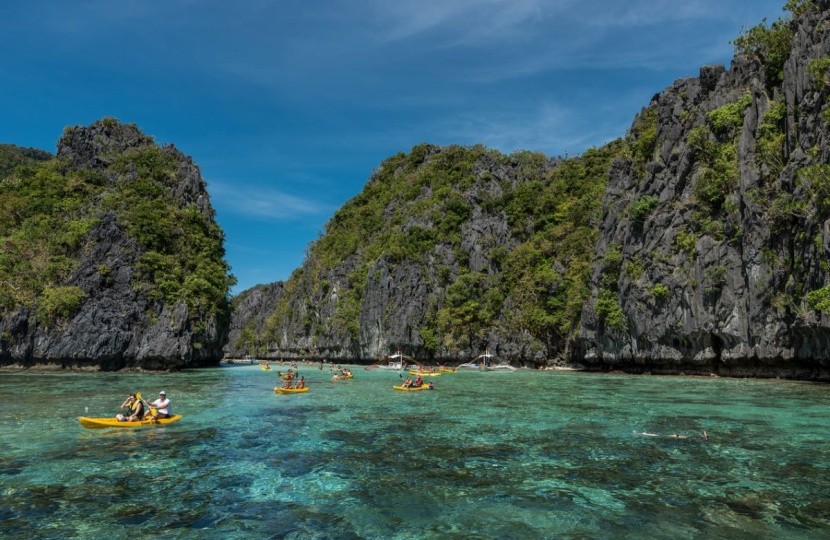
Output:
left=145, top=390, right=171, bottom=419
left=295, top=377, right=306, bottom=389
left=116, top=393, right=144, bottom=422
left=115, top=394, right=135, bottom=421
left=413, top=376, right=423, bottom=388
left=637, top=430, right=708, bottom=441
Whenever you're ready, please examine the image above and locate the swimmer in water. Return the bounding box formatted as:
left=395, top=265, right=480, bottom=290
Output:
left=637, top=430, right=708, bottom=441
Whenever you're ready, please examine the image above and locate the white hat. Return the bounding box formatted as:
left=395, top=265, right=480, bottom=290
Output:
left=159, top=390, right=166, bottom=395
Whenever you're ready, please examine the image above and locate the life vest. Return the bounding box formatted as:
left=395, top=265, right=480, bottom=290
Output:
left=131, top=398, right=144, bottom=417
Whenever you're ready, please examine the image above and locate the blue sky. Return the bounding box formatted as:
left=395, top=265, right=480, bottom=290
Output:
left=0, top=0, right=786, bottom=295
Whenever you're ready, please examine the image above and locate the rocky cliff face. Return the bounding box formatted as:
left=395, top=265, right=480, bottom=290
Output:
left=226, top=145, right=596, bottom=364
left=229, top=3, right=830, bottom=379
left=577, top=3, right=830, bottom=380
left=0, top=119, right=233, bottom=370
left=224, top=282, right=284, bottom=358
left=223, top=147, right=551, bottom=362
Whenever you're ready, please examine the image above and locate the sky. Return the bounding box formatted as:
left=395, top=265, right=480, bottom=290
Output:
left=0, top=0, right=787, bottom=295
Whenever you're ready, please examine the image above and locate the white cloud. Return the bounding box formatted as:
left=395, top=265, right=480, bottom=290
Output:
left=21, top=0, right=779, bottom=97
left=431, top=101, right=604, bottom=155
left=210, top=180, right=331, bottom=222
left=357, top=0, right=779, bottom=80
left=578, top=0, right=714, bottom=28
left=367, top=0, right=551, bottom=45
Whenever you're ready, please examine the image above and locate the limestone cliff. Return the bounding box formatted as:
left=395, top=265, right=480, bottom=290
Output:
left=577, top=2, right=830, bottom=379
left=230, top=2, right=830, bottom=379
left=225, top=282, right=284, bottom=358
left=229, top=144, right=607, bottom=365
left=0, top=119, right=234, bottom=370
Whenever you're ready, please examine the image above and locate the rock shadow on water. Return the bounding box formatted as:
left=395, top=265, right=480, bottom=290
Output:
left=111, top=502, right=158, bottom=526
left=7, top=484, right=65, bottom=516
left=209, top=500, right=361, bottom=539
left=157, top=508, right=221, bottom=531
left=323, top=428, right=375, bottom=447
left=269, top=449, right=333, bottom=478
left=424, top=518, right=542, bottom=540
left=459, top=442, right=520, bottom=464
left=1, top=484, right=68, bottom=538
left=63, top=474, right=135, bottom=505
left=798, top=499, right=830, bottom=529
left=0, top=457, right=25, bottom=476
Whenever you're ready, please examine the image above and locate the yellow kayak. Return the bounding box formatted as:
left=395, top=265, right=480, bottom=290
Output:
left=439, top=367, right=457, bottom=373
left=408, top=371, right=441, bottom=377
left=275, top=387, right=310, bottom=394
left=79, top=414, right=183, bottom=429
left=393, top=385, right=433, bottom=391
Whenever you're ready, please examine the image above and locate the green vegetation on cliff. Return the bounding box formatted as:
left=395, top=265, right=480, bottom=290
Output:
left=0, top=144, right=51, bottom=179
left=259, top=137, right=625, bottom=359
left=0, top=121, right=235, bottom=324
left=0, top=159, right=102, bottom=311
left=245, top=0, right=830, bottom=365
left=499, top=142, right=624, bottom=348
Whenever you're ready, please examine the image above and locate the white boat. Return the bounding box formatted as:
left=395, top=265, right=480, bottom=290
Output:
left=457, top=351, right=516, bottom=372
left=372, top=351, right=412, bottom=370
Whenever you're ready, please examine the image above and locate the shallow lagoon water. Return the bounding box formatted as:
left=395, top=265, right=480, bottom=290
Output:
left=1, top=365, right=829, bottom=538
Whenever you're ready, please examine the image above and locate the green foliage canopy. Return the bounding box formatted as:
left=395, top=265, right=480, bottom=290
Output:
left=0, top=138, right=235, bottom=323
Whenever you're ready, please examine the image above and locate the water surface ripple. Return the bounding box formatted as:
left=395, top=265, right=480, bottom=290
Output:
left=1, top=366, right=828, bottom=538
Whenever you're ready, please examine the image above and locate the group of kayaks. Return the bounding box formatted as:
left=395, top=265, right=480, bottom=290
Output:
left=79, top=363, right=452, bottom=429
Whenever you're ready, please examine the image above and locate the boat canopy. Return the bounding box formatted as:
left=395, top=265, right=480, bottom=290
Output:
left=372, top=351, right=414, bottom=370
left=457, top=351, right=516, bottom=371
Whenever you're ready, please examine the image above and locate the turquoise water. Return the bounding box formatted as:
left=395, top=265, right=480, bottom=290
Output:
left=1, top=365, right=828, bottom=539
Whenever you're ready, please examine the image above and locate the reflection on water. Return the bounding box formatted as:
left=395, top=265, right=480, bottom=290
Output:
left=1, top=366, right=829, bottom=538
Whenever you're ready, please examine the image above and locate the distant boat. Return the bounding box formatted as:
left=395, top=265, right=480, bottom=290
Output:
left=457, top=350, right=516, bottom=372
left=371, top=351, right=412, bottom=370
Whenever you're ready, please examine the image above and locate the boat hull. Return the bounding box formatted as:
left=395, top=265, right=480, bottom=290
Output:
left=393, top=385, right=432, bottom=391
left=79, top=414, right=183, bottom=429
left=275, top=387, right=310, bottom=394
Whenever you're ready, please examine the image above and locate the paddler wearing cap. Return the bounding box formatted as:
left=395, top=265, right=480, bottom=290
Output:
left=144, top=390, right=172, bottom=419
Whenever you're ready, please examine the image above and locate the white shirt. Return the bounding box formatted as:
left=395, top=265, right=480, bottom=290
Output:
left=150, top=396, right=171, bottom=415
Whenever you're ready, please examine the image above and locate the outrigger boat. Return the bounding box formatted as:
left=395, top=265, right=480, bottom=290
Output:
left=457, top=350, right=517, bottom=372
left=371, top=351, right=413, bottom=371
